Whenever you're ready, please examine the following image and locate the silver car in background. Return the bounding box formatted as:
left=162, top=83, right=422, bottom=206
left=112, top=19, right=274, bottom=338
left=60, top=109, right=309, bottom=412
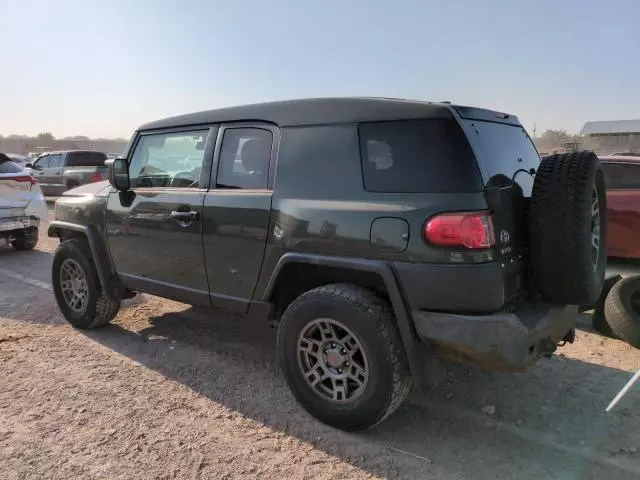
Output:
left=0, top=154, right=48, bottom=250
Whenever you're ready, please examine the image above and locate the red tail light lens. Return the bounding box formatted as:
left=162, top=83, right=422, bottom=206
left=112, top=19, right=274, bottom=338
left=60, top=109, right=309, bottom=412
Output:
left=425, top=212, right=495, bottom=249
left=7, top=175, right=38, bottom=185
left=91, top=171, right=103, bottom=182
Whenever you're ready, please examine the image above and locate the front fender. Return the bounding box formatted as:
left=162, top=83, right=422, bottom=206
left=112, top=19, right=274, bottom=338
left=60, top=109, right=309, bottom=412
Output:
left=48, top=188, right=119, bottom=297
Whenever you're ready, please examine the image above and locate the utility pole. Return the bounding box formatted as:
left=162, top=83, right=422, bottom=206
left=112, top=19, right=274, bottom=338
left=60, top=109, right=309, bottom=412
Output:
left=533, top=123, right=537, bottom=138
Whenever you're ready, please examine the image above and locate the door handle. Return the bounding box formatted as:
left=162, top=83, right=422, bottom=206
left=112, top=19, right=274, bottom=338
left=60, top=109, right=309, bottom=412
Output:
left=169, top=210, right=199, bottom=225
left=53, top=172, right=61, bottom=175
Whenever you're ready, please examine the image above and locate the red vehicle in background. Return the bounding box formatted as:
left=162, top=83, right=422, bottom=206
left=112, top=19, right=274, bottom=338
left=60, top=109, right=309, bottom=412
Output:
left=600, top=155, right=640, bottom=259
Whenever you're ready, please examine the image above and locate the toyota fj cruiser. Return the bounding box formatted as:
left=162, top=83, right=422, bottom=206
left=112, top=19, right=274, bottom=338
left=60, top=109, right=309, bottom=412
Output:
left=49, top=98, right=607, bottom=431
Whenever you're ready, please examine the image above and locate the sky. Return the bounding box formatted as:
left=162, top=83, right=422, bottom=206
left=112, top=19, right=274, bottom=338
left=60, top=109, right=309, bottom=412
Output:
left=1, top=0, right=639, bottom=139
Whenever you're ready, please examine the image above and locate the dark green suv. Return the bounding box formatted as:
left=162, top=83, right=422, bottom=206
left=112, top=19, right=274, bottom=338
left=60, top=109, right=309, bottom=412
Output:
left=49, top=98, right=607, bottom=430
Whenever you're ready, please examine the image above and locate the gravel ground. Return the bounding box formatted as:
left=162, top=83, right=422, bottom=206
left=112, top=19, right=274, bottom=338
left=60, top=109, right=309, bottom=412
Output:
left=1, top=204, right=640, bottom=479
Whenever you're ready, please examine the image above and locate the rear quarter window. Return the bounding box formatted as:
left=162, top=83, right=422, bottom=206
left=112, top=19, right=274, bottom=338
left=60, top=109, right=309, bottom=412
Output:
left=66, top=151, right=107, bottom=167
left=359, top=118, right=482, bottom=193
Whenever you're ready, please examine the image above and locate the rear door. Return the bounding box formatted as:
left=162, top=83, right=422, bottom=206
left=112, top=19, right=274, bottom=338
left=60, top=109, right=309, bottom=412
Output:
left=601, top=161, right=640, bottom=258
left=202, top=124, right=277, bottom=313
left=44, top=153, right=64, bottom=194
left=105, top=128, right=216, bottom=306
left=455, top=111, right=540, bottom=302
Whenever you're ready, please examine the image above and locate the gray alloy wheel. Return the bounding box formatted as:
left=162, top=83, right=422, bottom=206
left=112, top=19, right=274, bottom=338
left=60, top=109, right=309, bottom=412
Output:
left=297, top=317, right=370, bottom=404
left=59, top=258, right=90, bottom=313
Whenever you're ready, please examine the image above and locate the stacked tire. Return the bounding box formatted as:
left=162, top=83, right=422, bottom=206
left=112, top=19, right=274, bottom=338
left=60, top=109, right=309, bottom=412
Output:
left=604, top=276, right=640, bottom=348
left=529, top=151, right=607, bottom=306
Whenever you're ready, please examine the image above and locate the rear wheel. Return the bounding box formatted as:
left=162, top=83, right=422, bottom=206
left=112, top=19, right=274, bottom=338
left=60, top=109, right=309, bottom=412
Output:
left=52, top=238, right=120, bottom=329
left=277, top=284, right=412, bottom=431
left=530, top=151, right=606, bottom=305
left=66, top=180, right=79, bottom=191
left=11, top=227, right=38, bottom=250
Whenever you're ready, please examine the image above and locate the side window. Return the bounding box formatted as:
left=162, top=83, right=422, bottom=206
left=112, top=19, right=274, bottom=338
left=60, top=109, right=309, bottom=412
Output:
left=67, top=152, right=107, bottom=167
left=48, top=154, right=63, bottom=168
left=128, top=130, right=209, bottom=188
left=216, top=128, right=272, bottom=189
left=359, top=119, right=481, bottom=193
left=602, top=163, right=640, bottom=189
left=32, top=155, right=49, bottom=170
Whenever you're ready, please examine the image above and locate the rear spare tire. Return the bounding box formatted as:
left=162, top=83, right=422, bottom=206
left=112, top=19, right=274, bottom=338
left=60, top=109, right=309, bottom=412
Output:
left=530, top=151, right=606, bottom=305
left=604, top=275, right=640, bottom=348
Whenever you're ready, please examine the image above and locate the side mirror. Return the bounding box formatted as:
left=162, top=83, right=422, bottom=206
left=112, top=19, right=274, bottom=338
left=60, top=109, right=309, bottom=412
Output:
left=25, top=163, right=33, bottom=169
left=107, top=158, right=130, bottom=190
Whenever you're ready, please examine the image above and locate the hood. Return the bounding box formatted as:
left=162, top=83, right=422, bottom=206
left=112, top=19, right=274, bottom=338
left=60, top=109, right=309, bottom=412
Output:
left=62, top=180, right=112, bottom=197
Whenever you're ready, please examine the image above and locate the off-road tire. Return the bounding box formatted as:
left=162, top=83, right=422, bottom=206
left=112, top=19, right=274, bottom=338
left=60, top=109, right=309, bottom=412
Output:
left=530, top=151, right=606, bottom=305
left=277, top=283, right=412, bottom=431
left=52, top=238, right=120, bottom=329
left=11, top=227, right=38, bottom=250
left=604, top=276, right=640, bottom=348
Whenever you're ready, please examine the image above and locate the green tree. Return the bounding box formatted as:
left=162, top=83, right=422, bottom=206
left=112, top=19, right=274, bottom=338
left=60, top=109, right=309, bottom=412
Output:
left=37, top=132, right=55, bottom=141
left=536, top=129, right=573, bottom=151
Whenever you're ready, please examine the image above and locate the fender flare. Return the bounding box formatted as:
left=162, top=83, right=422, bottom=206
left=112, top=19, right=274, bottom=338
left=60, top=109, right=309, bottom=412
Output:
left=263, top=253, right=438, bottom=390
left=48, top=221, right=121, bottom=299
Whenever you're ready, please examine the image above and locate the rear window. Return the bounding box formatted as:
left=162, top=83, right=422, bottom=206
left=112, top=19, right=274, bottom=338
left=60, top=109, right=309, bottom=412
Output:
left=602, top=162, right=640, bottom=189
left=461, top=120, right=540, bottom=195
left=0, top=160, right=25, bottom=174
left=359, top=118, right=482, bottom=193
left=66, top=151, right=107, bottom=167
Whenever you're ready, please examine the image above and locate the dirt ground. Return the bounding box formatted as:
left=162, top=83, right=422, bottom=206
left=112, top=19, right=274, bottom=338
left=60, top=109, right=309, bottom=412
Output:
left=1, top=205, right=640, bottom=479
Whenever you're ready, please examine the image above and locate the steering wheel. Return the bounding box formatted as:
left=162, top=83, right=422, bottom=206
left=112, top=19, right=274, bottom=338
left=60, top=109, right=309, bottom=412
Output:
left=171, top=169, right=200, bottom=188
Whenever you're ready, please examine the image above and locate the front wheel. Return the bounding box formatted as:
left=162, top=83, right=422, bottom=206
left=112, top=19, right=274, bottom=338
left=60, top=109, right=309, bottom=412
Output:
left=52, top=238, right=120, bottom=329
left=277, top=284, right=412, bottom=431
left=11, top=227, right=38, bottom=250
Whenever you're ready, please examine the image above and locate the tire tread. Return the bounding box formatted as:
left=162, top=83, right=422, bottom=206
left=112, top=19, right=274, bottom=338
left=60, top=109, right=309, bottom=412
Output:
left=53, top=238, right=120, bottom=329
left=530, top=151, right=606, bottom=304
left=280, top=283, right=412, bottom=430
left=604, top=276, right=640, bottom=347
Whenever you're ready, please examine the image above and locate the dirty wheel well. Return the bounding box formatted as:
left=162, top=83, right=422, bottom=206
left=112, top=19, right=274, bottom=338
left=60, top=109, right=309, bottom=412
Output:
left=269, top=263, right=389, bottom=320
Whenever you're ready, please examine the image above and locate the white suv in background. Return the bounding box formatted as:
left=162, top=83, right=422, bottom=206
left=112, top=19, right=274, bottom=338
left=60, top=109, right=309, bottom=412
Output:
left=0, top=154, right=48, bottom=250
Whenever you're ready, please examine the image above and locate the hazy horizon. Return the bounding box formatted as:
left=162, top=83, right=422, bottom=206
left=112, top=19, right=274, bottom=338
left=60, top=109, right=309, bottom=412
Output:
left=3, top=0, right=639, bottom=138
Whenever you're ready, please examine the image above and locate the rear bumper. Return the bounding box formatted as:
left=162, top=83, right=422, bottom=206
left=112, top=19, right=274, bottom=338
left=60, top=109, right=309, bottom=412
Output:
left=0, top=216, right=39, bottom=234
left=411, top=303, right=577, bottom=371
left=394, top=261, right=525, bottom=313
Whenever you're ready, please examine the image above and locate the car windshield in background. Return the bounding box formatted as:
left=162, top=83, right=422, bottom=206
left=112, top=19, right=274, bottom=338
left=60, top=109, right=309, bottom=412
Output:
left=0, top=160, right=26, bottom=174
left=6, top=153, right=28, bottom=164
left=66, top=151, right=107, bottom=167
left=358, top=118, right=482, bottom=193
